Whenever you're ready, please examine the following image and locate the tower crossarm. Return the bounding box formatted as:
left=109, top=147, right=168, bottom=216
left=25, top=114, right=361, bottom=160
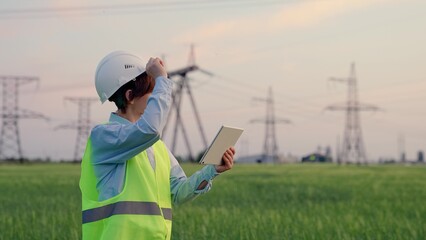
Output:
left=168, top=65, right=199, bottom=78
left=357, top=103, right=381, bottom=111
left=249, top=119, right=264, bottom=124
left=168, top=64, right=214, bottom=79
left=325, top=103, right=380, bottom=112
left=276, top=118, right=292, bottom=124
left=64, top=97, right=98, bottom=104
left=0, top=75, right=39, bottom=84
left=252, top=97, right=269, bottom=103
left=250, top=118, right=291, bottom=124
left=18, top=109, right=49, bottom=120
left=54, top=122, right=78, bottom=130
left=329, top=77, right=349, bottom=83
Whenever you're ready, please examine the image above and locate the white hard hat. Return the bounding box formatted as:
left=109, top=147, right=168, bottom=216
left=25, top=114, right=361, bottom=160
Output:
left=95, top=51, right=146, bottom=103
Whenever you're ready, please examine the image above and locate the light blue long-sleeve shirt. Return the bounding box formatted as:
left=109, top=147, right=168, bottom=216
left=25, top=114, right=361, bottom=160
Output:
left=89, top=76, right=219, bottom=204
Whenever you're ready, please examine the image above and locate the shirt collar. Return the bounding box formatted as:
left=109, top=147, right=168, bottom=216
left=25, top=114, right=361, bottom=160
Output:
left=109, top=112, right=132, bottom=125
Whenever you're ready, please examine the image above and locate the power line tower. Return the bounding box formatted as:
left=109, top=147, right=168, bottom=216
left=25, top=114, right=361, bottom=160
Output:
left=326, top=63, right=379, bottom=164
left=398, top=133, right=406, bottom=163
left=251, top=86, right=291, bottom=163
left=0, top=76, right=48, bottom=162
left=163, top=44, right=211, bottom=162
left=56, top=97, right=98, bottom=162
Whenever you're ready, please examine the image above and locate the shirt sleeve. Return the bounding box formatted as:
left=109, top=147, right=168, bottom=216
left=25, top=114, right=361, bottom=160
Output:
left=168, top=147, right=220, bottom=205
left=90, top=76, right=173, bottom=164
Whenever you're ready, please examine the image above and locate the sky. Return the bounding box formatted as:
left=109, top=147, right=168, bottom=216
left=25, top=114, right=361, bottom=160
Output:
left=0, top=0, right=425, bottom=162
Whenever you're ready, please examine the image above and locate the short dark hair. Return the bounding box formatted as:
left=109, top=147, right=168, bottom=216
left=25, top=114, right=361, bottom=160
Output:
left=108, top=73, right=155, bottom=113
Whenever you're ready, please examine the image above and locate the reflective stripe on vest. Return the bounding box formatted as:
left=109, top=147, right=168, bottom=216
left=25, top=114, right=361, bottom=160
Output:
left=82, top=201, right=172, bottom=224
left=80, top=139, right=172, bottom=240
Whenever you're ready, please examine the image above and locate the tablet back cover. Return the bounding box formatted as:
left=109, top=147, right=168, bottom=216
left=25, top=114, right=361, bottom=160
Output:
left=200, top=126, right=244, bottom=165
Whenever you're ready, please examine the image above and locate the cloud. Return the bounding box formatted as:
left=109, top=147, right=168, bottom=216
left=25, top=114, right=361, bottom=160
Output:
left=175, top=0, right=394, bottom=44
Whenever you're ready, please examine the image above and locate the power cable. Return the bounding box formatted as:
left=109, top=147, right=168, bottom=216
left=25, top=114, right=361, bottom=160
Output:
left=193, top=75, right=327, bottom=119
left=205, top=73, right=328, bottom=113
left=0, top=0, right=293, bottom=19
left=192, top=82, right=335, bottom=124
left=188, top=76, right=328, bottom=122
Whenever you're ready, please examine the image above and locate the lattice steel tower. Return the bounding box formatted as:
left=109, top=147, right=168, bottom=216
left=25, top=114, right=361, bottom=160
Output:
left=0, top=76, right=48, bottom=162
left=326, top=63, right=379, bottom=164
left=251, top=86, right=290, bottom=163
left=56, top=97, right=98, bottom=161
left=163, top=44, right=211, bottom=162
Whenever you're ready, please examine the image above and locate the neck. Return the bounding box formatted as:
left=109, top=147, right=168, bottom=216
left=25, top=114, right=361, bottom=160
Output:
left=117, top=109, right=139, bottom=123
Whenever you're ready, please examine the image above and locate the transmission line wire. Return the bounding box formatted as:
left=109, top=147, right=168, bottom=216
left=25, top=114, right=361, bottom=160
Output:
left=0, top=0, right=292, bottom=19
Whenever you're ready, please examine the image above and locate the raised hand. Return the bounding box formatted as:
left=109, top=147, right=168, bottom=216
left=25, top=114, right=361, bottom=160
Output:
left=146, top=57, right=167, bottom=79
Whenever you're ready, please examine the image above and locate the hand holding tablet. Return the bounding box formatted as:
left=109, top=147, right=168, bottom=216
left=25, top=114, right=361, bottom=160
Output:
left=199, top=125, right=244, bottom=165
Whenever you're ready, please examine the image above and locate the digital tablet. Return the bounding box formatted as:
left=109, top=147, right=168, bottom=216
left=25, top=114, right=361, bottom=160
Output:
left=199, top=125, right=244, bottom=165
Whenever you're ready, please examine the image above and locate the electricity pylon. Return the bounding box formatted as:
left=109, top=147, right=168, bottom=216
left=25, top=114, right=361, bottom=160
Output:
left=55, top=97, right=98, bottom=161
left=326, top=63, right=379, bottom=164
left=0, top=76, right=48, bottom=162
left=251, top=86, right=291, bottom=163
left=398, top=133, right=406, bottom=163
left=163, top=44, right=211, bottom=162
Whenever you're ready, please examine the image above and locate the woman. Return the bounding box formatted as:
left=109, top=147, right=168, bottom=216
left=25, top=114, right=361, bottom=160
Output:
left=80, top=51, right=235, bottom=240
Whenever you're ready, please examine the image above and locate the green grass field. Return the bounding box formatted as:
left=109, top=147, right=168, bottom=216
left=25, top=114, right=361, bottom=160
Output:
left=0, top=163, right=425, bottom=240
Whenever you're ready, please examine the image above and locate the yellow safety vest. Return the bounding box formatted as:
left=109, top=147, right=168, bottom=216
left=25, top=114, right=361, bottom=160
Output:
left=80, top=139, right=172, bottom=240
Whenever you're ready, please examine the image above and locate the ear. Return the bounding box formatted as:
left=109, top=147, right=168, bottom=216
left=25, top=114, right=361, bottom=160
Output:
left=125, top=89, right=134, bottom=104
